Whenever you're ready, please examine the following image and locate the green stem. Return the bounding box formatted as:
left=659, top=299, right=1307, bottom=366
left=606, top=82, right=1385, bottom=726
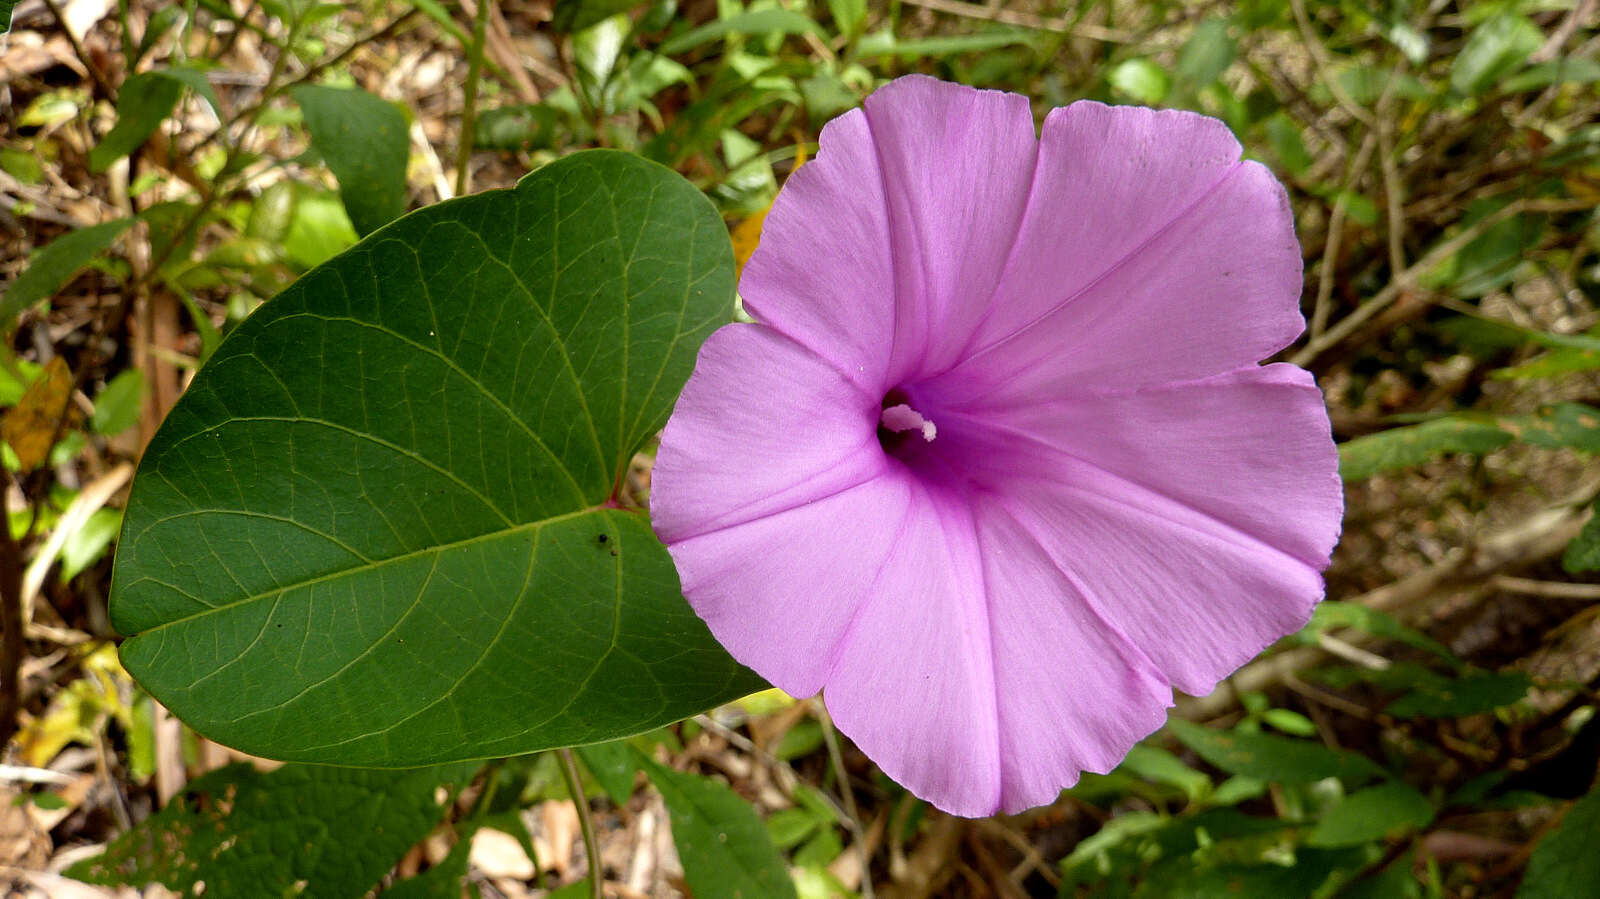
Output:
left=455, top=0, right=491, bottom=197
left=556, top=748, right=603, bottom=899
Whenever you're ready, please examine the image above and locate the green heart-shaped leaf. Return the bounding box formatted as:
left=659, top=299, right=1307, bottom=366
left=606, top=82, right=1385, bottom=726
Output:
left=111, top=149, right=765, bottom=765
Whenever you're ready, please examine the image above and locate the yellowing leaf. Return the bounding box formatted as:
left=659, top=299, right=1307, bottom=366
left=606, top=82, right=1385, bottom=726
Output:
left=16, top=645, right=131, bottom=767
left=2, top=356, right=80, bottom=472
left=730, top=146, right=805, bottom=277
left=731, top=208, right=768, bottom=275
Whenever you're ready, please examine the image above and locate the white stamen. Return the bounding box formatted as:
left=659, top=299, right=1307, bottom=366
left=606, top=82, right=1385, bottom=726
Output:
left=881, top=403, right=937, bottom=442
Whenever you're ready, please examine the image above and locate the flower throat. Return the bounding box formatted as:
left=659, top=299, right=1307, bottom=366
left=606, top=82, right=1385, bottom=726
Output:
left=878, top=388, right=937, bottom=459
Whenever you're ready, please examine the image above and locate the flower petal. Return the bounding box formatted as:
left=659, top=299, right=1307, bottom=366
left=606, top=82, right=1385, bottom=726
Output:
left=857, top=75, right=1038, bottom=379
left=823, top=478, right=1002, bottom=816
left=974, top=497, right=1174, bottom=814
left=929, top=103, right=1303, bottom=404
left=948, top=365, right=1343, bottom=570
left=662, top=471, right=911, bottom=698
left=652, top=325, right=883, bottom=545
left=1001, top=448, right=1328, bottom=697
left=739, top=112, right=897, bottom=393
left=743, top=75, right=1038, bottom=390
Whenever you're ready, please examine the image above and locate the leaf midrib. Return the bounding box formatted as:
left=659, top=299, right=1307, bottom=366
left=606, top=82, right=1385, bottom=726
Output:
left=125, top=505, right=617, bottom=636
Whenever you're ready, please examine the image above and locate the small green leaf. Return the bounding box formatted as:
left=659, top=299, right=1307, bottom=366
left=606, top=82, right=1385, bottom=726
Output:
left=1431, top=205, right=1546, bottom=297
left=281, top=185, right=360, bottom=269
left=659, top=9, right=822, bottom=55
left=1333, top=66, right=1430, bottom=105
left=1307, top=782, right=1434, bottom=847
left=857, top=29, right=1036, bottom=58
left=1, top=0, right=16, bottom=33
left=110, top=150, right=763, bottom=766
left=133, top=7, right=188, bottom=65
left=408, top=0, right=470, bottom=45
left=0, top=147, right=43, bottom=183
left=1, top=219, right=137, bottom=327
left=290, top=84, right=410, bottom=236
left=1338, top=417, right=1512, bottom=481
left=156, top=66, right=220, bottom=114
left=638, top=754, right=798, bottom=899
left=1261, top=708, right=1317, bottom=737
left=1173, top=18, right=1234, bottom=89
left=1495, top=347, right=1600, bottom=380
left=772, top=717, right=824, bottom=761
left=1120, top=744, right=1211, bottom=803
left=60, top=507, right=122, bottom=582
left=1303, top=601, right=1458, bottom=663
left=1306, top=660, right=1448, bottom=693
left=1385, top=671, right=1532, bottom=718
left=767, top=807, right=820, bottom=850
left=1210, top=775, right=1267, bottom=806
left=1059, top=810, right=1168, bottom=881
left=551, top=0, right=647, bottom=33
left=476, top=104, right=566, bottom=151
left=1147, top=848, right=1368, bottom=897
left=825, top=0, right=866, bottom=39
left=1264, top=112, right=1312, bottom=176
left=89, top=72, right=186, bottom=173
left=1336, top=190, right=1379, bottom=228
left=1518, top=783, right=1600, bottom=899
left=1109, top=59, right=1170, bottom=105
left=576, top=739, right=639, bottom=805
left=1451, top=14, right=1543, bottom=96
left=1502, top=58, right=1600, bottom=93
left=794, top=826, right=843, bottom=868
left=1503, top=403, right=1600, bottom=453
left=90, top=370, right=145, bottom=436
left=66, top=762, right=478, bottom=897
left=246, top=181, right=297, bottom=243
left=1168, top=719, right=1384, bottom=784
left=1563, top=504, right=1600, bottom=574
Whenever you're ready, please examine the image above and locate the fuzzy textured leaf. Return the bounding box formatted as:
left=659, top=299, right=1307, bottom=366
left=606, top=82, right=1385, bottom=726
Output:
left=110, top=149, right=764, bottom=765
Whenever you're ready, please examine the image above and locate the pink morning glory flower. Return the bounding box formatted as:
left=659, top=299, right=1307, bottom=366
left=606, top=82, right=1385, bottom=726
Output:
left=650, top=75, right=1343, bottom=817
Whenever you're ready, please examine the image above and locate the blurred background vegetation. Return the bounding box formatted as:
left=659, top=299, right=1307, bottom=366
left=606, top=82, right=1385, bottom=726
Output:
left=0, top=0, right=1598, bottom=896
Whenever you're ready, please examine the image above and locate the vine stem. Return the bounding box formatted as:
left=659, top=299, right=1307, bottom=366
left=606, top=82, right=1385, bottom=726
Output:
left=555, top=748, right=603, bottom=899
left=455, top=0, right=491, bottom=197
